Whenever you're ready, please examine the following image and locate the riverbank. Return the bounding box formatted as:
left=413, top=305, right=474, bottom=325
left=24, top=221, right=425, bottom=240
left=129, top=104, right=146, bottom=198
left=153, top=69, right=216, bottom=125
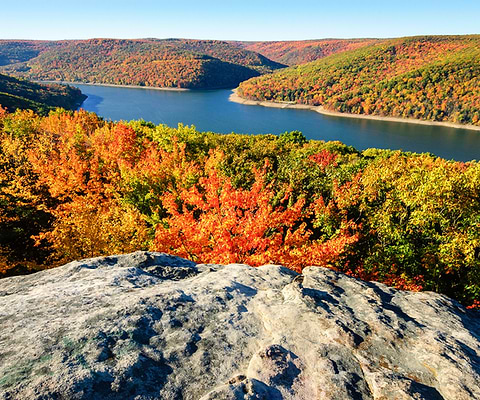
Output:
left=37, top=80, right=190, bottom=92
left=229, top=90, right=480, bottom=132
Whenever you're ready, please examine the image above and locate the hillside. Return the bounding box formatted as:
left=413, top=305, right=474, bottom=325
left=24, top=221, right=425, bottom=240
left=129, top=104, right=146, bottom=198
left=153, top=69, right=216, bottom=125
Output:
left=236, top=38, right=379, bottom=66
left=1, top=251, right=479, bottom=399
left=1, top=108, right=480, bottom=309
left=0, top=39, right=286, bottom=89
left=0, top=73, right=86, bottom=114
left=237, top=35, right=480, bottom=126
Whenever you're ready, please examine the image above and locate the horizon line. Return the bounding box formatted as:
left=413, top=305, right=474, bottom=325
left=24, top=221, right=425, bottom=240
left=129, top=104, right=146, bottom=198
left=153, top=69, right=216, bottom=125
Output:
left=1, top=33, right=479, bottom=43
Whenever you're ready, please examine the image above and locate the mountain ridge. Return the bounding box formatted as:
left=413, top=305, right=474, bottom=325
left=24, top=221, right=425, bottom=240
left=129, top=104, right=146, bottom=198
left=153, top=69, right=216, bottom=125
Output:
left=0, top=38, right=286, bottom=89
left=234, top=38, right=380, bottom=66
left=237, top=35, right=480, bottom=126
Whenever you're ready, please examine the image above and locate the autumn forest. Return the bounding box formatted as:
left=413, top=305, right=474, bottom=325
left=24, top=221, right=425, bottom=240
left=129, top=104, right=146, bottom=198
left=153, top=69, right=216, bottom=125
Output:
left=239, top=36, right=480, bottom=125
left=0, top=108, right=479, bottom=308
left=0, top=34, right=479, bottom=310
left=0, top=39, right=285, bottom=89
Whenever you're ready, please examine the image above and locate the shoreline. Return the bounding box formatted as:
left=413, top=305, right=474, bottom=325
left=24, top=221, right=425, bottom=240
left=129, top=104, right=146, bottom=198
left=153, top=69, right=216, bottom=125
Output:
left=229, top=90, right=480, bottom=132
left=37, top=80, right=191, bottom=92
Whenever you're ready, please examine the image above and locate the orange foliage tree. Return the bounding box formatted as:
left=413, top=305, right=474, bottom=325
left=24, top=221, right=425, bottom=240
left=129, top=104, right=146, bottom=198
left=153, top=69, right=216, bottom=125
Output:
left=27, top=111, right=151, bottom=262
left=0, top=109, right=52, bottom=275
left=153, top=152, right=357, bottom=271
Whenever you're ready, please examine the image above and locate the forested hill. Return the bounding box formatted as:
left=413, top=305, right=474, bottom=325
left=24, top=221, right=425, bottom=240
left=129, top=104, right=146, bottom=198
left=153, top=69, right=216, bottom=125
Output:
left=0, top=73, right=86, bottom=114
left=235, top=38, right=379, bottom=66
left=238, top=35, right=480, bottom=126
left=0, top=39, right=286, bottom=89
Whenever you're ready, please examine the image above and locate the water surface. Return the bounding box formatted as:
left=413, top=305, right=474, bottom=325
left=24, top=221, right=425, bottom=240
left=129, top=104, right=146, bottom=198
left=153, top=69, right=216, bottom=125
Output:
left=74, top=84, right=480, bottom=162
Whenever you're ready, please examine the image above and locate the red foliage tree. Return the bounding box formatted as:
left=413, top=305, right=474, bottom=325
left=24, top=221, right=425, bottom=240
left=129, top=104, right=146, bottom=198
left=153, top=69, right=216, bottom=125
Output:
left=153, top=153, right=357, bottom=271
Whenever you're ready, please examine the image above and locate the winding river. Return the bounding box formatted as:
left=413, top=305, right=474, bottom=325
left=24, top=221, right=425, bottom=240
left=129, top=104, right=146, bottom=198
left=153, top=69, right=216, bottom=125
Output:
left=73, top=83, right=480, bottom=162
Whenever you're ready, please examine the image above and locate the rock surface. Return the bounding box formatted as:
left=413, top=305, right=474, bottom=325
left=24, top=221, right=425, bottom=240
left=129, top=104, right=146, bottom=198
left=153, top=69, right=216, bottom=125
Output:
left=0, top=251, right=479, bottom=400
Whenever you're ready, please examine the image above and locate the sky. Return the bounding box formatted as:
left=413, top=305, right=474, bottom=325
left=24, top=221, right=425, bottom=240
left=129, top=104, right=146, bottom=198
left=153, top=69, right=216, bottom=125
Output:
left=1, top=0, right=479, bottom=41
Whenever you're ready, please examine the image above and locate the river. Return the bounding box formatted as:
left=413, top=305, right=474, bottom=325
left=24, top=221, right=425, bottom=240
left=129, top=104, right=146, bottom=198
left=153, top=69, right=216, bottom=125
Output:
left=73, top=83, right=480, bottom=162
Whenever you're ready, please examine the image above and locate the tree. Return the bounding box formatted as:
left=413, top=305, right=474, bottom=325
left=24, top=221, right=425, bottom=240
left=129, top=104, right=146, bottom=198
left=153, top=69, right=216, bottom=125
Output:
left=153, top=153, right=357, bottom=271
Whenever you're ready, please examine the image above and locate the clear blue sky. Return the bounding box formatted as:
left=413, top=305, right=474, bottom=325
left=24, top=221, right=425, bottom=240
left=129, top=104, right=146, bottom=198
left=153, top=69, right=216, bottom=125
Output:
left=3, top=0, right=479, bottom=41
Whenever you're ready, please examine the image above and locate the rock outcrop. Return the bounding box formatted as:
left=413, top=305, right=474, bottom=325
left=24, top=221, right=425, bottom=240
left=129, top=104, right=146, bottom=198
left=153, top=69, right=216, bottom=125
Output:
left=0, top=251, right=479, bottom=399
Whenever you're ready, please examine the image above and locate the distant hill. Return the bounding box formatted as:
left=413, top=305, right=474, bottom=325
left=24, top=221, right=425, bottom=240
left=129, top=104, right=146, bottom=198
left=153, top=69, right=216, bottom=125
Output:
left=238, top=35, right=480, bottom=126
left=0, top=73, right=86, bottom=114
left=235, top=39, right=379, bottom=66
left=0, top=39, right=286, bottom=89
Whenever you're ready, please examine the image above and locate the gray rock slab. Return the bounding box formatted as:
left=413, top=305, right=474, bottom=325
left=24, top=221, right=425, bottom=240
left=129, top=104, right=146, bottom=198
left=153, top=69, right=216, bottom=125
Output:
left=0, top=251, right=479, bottom=399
